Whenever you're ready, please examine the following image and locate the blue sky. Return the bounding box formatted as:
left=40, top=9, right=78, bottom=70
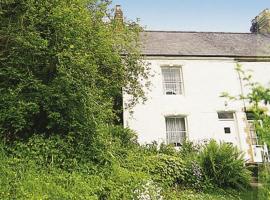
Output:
left=111, top=0, right=270, bottom=32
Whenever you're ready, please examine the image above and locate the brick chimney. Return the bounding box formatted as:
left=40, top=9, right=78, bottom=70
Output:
left=114, top=5, right=123, bottom=23
left=250, top=9, right=270, bottom=34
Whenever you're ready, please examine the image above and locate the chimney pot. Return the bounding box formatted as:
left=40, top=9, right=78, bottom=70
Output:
left=114, top=5, right=123, bottom=22
left=251, top=9, right=270, bottom=34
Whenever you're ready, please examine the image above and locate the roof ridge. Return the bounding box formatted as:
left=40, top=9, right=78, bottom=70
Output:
left=143, top=30, right=253, bottom=34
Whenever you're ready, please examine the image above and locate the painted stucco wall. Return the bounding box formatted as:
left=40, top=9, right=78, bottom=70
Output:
left=123, top=57, right=270, bottom=161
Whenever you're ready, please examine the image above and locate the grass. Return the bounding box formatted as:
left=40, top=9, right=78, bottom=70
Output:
left=168, top=188, right=258, bottom=200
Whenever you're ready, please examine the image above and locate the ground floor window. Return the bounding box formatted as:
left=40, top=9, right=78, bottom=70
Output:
left=246, top=111, right=260, bottom=145
left=247, top=120, right=259, bottom=145
left=165, top=116, right=187, bottom=147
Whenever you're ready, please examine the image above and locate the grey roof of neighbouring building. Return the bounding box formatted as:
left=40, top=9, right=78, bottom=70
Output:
left=140, top=31, right=270, bottom=57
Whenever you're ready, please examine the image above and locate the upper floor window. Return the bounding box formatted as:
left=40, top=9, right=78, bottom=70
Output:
left=165, top=116, right=187, bottom=147
left=162, top=67, right=183, bottom=95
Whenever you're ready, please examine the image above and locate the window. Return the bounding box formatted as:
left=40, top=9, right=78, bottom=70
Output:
left=224, top=127, right=231, bottom=134
left=245, top=112, right=260, bottom=145
left=248, top=121, right=259, bottom=145
left=246, top=111, right=256, bottom=120
left=165, top=116, right=187, bottom=147
left=217, top=112, right=234, bottom=120
left=162, top=67, right=183, bottom=95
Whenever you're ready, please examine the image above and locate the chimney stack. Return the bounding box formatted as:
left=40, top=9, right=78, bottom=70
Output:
left=114, top=5, right=123, bottom=23
left=250, top=9, right=270, bottom=34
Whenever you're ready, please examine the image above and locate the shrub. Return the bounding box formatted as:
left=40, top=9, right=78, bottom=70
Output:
left=101, top=164, right=161, bottom=200
left=147, top=154, right=185, bottom=187
left=182, top=160, right=212, bottom=191
left=95, top=125, right=139, bottom=163
left=0, top=142, right=161, bottom=200
left=179, top=139, right=201, bottom=159
left=199, top=140, right=251, bottom=189
left=159, top=143, right=178, bottom=156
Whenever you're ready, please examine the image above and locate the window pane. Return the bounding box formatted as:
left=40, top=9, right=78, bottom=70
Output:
left=162, top=67, right=183, bottom=95
left=217, top=112, right=234, bottom=120
left=246, top=111, right=256, bottom=120
left=166, top=117, right=186, bottom=146
left=248, top=121, right=258, bottom=145
left=224, top=127, right=231, bottom=134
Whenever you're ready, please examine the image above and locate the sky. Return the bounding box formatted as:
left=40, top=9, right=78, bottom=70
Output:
left=111, top=0, right=270, bottom=32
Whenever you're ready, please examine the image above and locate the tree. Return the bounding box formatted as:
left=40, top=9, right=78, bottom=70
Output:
left=0, top=0, right=150, bottom=141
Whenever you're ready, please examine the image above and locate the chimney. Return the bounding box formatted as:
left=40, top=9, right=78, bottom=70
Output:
left=114, top=5, right=123, bottom=23
left=250, top=9, right=270, bottom=34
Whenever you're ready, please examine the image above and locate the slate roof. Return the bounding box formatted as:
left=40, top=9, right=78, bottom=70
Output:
left=140, top=31, right=270, bottom=57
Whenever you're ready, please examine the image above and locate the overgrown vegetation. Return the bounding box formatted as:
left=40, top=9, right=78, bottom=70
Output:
left=0, top=138, right=253, bottom=199
left=0, top=0, right=266, bottom=199
left=222, top=63, right=270, bottom=199
left=199, top=140, right=251, bottom=190
left=0, top=0, right=150, bottom=143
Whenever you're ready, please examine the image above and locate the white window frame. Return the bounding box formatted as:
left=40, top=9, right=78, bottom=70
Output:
left=161, top=66, right=184, bottom=95
left=165, top=116, right=187, bottom=147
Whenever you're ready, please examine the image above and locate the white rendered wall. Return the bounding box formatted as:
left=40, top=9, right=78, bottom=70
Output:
left=123, top=57, right=270, bottom=161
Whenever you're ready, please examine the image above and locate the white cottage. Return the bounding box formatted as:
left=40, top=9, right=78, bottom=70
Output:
left=122, top=8, right=270, bottom=163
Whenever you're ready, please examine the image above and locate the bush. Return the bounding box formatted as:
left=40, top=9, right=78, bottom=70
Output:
left=179, top=139, right=201, bottom=159
left=182, top=160, right=212, bottom=191
left=0, top=142, right=162, bottom=200
left=199, top=140, right=251, bottom=189
left=122, top=146, right=185, bottom=188
left=147, top=154, right=185, bottom=187
left=100, top=164, right=161, bottom=200
left=159, top=143, right=178, bottom=156
left=7, top=135, right=77, bottom=168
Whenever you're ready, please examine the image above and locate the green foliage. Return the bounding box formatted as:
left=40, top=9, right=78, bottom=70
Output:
left=0, top=137, right=255, bottom=199
left=258, top=164, right=270, bottom=199
left=199, top=140, right=251, bottom=189
left=3, top=125, right=139, bottom=171
left=0, top=4, right=151, bottom=196
left=225, top=64, right=270, bottom=146
left=159, top=142, right=178, bottom=155
left=0, top=161, right=103, bottom=199
left=118, top=143, right=184, bottom=188
left=246, top=84, right=270, bottom=146
left=100, top=164, right=159, bottom=200
left=221, top=64, right=270, bottom=196
left=163, top=188, right=245, bottom=200
left=0, top=0, right=149, bottom=142
left=0, top=141, right=159, bottom=200
left=147, top=154, right=185, bottom=187
left=182, top=160, right=212, bottom=191
left=0, top=159, right=151, bottom=200
left=174, top=140, right=210, bottom=190
left=179, top=139, right=201, bottom=159
left=233, top=66, right=270, bottom=197
left=0, top=1, right=259, bottom=199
